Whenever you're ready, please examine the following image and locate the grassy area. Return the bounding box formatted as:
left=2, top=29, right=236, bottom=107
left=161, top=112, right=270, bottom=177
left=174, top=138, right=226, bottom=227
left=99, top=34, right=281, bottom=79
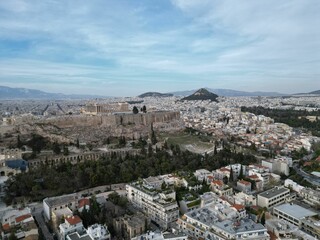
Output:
left=158, top=131, right=215, bottom=154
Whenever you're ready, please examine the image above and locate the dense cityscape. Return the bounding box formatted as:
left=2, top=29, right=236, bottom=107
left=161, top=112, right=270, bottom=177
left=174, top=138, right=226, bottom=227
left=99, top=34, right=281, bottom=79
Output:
left=0, top=88, right=320, bottom=240
left=1, top=0, right=320, bottom=239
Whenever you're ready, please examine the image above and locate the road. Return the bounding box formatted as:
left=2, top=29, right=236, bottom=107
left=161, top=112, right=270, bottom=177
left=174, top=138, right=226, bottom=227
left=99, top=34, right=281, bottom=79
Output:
left=32, top=203, right=54, bottom=240
left=293, top=163, right=320, bottom=187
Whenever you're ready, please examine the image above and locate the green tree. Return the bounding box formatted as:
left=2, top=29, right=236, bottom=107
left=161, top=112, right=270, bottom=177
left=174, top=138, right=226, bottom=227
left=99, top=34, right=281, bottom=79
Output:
left=9, top=232, right=18, bottom=240
left=151, top=130, right=157, bottom=145
left=223, top=176, right=228, bottom=184
left=17, top=135, right=23, bottom=148
left=76, top=138, right=80, bottom=148
left=52, top=142, right=61, bottom=154
left=229, top=167, right=234, bottom=182
left=142, top=105, right=147, bottom=113
left=238, top=165, right=244, bottom=179
left=132, top=106, right=139, bottom=114
left=63, top=146, right=69, bottom=156
left=214, top=145, right=217, bottom=155
left=260, top=212, right=266, bottom=225
left=161, top=181, right=167, bottom=190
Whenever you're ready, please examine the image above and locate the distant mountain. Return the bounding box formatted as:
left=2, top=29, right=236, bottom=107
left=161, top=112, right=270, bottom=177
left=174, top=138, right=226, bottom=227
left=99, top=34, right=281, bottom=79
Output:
left=138, top=92, right=173, bottom=98
left=0, top=86, right=107, bottom=99
left=309, top=90, right=320, bottom=95
left=181, top=88, right=219, bottom=102
left=171, top=88, right=286, bottom=97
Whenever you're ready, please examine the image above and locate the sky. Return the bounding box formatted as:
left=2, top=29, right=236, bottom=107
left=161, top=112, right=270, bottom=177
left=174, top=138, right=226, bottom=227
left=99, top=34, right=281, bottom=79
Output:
left=0, top=0, right=319, bottom=96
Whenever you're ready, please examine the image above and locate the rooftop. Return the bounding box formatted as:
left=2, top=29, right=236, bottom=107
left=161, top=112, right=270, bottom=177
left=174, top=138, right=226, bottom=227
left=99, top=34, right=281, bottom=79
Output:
left=78, top=198, right=90, bottom=209
left=15, top=214, right=32, bottom=223
left=66, top=215, right=82, bottom=225
left=67, top=232, right=92, bottom=240
left=214, top=218, right=266, bottom=235
left=186, top=207, right=219, bottom=226
left=163, top=232, right=188, bottom=239
left=238, top=180, right=251, bottom=186
left=258, top=186, right=289, bottom=199
left=274, top=203, right=317, bottom=219
left=44, top=194, right=77, bottom=207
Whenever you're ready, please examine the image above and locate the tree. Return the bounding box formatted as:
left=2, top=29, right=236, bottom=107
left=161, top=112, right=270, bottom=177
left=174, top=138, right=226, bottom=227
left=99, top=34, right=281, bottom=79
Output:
left=76, top=138, right=80, bottom=148
left=238, top=165, right=244, bottom=179
left=17, top=135, right=23, bottom=148
left=63, top=146, right=69, bottom=156
left=132, top=106, right=139, bottom=114
left=52, top=142, right=61, bottom=154
left=260, top=212, right=266, bottom=225
left=223, top=176, right=228, bottom=184
left=214, top=145, right=218, bottom=155
left=229, top=167, right=234, bottom=182
left=161, top=181, right=167, bottom=190
left=9, top=232, right=18, bottom=240
left=151, top=130, right=157, bottom=145
left=142, top=105, right=147, bottom=113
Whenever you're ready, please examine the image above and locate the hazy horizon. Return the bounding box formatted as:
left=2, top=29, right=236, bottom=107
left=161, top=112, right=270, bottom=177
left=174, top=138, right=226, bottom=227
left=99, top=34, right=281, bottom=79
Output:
left=0, top=0, right=319, bottom=96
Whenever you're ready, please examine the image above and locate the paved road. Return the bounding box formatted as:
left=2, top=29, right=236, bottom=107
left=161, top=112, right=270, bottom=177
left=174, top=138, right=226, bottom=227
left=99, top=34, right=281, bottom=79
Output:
left=293, top=163, right=320, bottom=187
left=32, top=204, right=54, bottom=240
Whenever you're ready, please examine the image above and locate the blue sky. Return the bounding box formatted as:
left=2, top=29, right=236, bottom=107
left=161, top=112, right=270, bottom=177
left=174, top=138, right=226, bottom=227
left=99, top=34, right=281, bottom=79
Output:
left=0, top=0, right=319, bottom=96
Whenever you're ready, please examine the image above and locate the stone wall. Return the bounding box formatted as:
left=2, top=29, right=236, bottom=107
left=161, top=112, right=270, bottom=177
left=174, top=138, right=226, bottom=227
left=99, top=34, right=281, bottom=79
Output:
left=28, top=149, right=140, bottom=169
left=41, top=111, right=180, bottom=129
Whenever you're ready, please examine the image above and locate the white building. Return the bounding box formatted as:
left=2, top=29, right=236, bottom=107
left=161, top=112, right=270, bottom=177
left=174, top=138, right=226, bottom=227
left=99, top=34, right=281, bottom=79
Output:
left=237, top=180, right=252, bottom=193
left=59, top=215, right=85, bottom=240
left=126, top=181, right=179, bottom=229
left=87, top=224, right=110, bottom=240
left=273, top=203, right=317, bottom=227
left=300, top=188, right=320, bottom=207
left=233, top=192, right=257, bottom=206
left=131, top=231, right=188, bottom=240
left=194, top=169, right=213, bottom=182
left=284, top=179, right=304, bottom=193
left=43, top=194, right=78, bottom=220
left=262, top=159, right=290, bottom=176
left=257, top=186, right=290, bottom=208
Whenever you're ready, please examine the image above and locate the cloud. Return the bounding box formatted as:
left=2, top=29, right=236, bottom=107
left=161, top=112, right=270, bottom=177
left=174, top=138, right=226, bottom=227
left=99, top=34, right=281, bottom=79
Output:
left=0, top=0, right=319, bottom=95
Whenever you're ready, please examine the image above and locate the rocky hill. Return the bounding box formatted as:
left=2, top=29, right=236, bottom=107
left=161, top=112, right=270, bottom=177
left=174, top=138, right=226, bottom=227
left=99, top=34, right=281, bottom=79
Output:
left=181, top=88, right=219, bottom=102
left=138, top=92, right=173, bottom=98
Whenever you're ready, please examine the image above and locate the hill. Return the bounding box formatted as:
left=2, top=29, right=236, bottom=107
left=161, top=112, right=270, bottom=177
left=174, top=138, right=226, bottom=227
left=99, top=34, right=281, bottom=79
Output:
left=171, top=88, right=286, bottom=97
left=138, top=92, right=173, bottom=98
left=181, top=88, right=219, bottom=102
left=0, top=86, right=106, bottom=99
left=309, top=90, right=320, bottom=95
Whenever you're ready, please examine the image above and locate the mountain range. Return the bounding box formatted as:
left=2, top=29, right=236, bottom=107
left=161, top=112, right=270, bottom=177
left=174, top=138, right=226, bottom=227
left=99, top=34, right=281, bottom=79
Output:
left=0, top=86, right=106, bottom=99
left=170, top=88, right=288, bottom=97
left=0, top=86, right=319, bottom=99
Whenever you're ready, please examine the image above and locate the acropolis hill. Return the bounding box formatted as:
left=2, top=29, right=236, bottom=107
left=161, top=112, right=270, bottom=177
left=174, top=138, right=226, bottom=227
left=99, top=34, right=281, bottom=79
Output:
left=8, top=103, right=182, bottom=144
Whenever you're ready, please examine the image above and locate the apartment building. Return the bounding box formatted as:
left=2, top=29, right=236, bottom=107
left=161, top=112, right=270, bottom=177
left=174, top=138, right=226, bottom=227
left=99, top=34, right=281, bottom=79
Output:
left=257, top=186, right=290, bottom=208
left=126, top=181, right=179, bottom=229
left=300, top=188, right=320, bottom=207
left=273, top=203, right=317, bottom=227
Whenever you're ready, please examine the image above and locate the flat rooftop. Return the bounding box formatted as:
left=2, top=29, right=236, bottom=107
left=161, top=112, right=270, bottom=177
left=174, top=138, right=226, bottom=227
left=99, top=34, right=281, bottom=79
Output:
left=44, top=194, right=76, bottom=207
left=67, top=232, right=92, bottom=240
left=274, top=203, right=317, bottom=219
left=258, top=187, right=289, bottom=199
left=186, top=207, right=219, bottom=226
left=214, top=218, right=266, bottom=235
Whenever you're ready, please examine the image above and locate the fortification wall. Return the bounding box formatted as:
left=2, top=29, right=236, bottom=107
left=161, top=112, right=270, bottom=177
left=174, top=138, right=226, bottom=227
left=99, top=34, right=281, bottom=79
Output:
left=41, top=111, right=180, bottom=128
